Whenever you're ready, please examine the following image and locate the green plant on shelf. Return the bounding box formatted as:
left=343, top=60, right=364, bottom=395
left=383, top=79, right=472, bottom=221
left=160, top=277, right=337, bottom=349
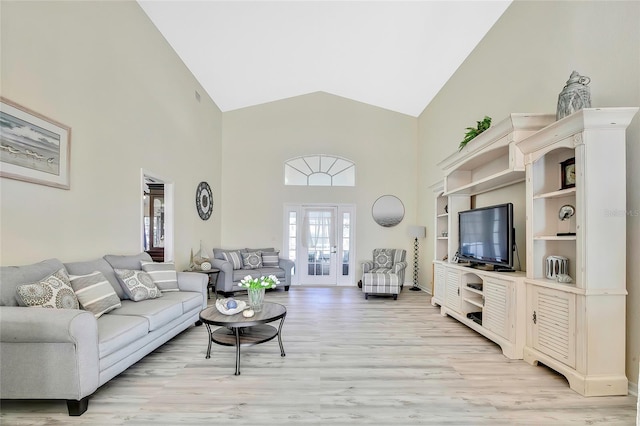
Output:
left=458, top=116, right=492, bottom=151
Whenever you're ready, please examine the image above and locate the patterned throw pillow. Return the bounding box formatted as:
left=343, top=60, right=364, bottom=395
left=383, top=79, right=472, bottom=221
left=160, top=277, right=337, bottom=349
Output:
left=16, top=268, right=79, bottom=309
left=140, top=261, right=179, bottom=292
left=242, top=251, right=263, bottom=269
left=114, top=269, right=162, bottom=301
left=70, top=271, right=121, bottom=318
left=261, top=251, right=280, bottom=267
left=373, top=249, right=394, bottom=269
left=222, top=251, right=243, bottom=270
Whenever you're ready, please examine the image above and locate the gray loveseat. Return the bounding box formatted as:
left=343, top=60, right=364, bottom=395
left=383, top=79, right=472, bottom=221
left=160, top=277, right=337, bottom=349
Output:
left=210, top=247, right=294, bottom=295
left=0, top=252, right=207, bottom=416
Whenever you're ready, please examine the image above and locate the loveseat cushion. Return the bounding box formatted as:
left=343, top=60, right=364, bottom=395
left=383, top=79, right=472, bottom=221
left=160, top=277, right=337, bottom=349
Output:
left=109, top=298, right=183, bottom=331
left=257, top=267, right=286, bottom=279
left=97, top=313, right=148, bottom=358
left=65, top=257, right=126, bottom=299
left=0, top=259, right=65, bottom=306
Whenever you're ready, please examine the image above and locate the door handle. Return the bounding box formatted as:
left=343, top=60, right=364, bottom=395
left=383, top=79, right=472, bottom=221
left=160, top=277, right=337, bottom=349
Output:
left=330, top=246, right=337, bottom=254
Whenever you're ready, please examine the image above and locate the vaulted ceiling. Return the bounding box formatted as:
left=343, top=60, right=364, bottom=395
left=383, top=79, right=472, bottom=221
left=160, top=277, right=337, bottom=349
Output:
left=138, top=1, right=511, bottom=117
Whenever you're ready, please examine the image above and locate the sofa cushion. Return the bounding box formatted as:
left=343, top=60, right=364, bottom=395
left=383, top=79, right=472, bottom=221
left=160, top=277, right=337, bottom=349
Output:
left=109, top=298, right=183, bottom=331
left=257, top=267, right=286, bottom=279
left=0, top=258, right=65, bottom=306
left=222, top=251, right=243, bottom=270
left=64, top=257, right=126, bottom=299
left=140, top=261, right=179, bottom=292
left=373, top=249, right=394, bottom=269
left=261, top=251, right=280, bottom=267
left=69, top=271, right=121, bottom=318
left=104, top=252, right=152, bottom=271
left=242, top=251, right=263, bottom=269
left=16, top=268, right=80, bottom=310
left=159, top=291, right=202, bottom=314
left=114, top=269, right=162, bottom=302
left=97, top=313, right=149, bottom=358
left=232, top=269, right=262, bottom=282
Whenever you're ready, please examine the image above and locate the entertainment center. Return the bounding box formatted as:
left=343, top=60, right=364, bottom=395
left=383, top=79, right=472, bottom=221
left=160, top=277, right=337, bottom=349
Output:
left=431, top=108, right=638, bottom=396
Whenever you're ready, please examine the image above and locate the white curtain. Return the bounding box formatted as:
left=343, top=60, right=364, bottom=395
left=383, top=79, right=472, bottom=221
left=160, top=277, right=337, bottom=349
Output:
left=302, top=208, right=335, bottom=249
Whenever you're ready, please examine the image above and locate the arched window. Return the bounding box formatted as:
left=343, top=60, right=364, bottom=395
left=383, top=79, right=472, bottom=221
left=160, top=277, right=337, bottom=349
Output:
left=284, top=155, right=355, bottom=186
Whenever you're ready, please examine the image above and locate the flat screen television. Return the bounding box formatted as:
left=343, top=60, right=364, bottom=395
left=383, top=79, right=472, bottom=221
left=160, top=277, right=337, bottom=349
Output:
left=458, top=203, right=515, bottom=271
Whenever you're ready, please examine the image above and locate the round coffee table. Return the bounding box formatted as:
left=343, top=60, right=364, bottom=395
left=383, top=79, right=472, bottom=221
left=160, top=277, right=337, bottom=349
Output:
left=199, top=302, right=286, bottom=375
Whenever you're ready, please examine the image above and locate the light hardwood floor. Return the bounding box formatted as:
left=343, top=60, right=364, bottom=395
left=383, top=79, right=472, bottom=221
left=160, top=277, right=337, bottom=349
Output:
left=1, top=286, right=637, bottom=425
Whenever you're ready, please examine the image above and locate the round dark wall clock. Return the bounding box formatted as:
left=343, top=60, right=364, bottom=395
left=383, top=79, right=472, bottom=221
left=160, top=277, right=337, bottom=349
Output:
left=196, top=181, right=213, bottom=220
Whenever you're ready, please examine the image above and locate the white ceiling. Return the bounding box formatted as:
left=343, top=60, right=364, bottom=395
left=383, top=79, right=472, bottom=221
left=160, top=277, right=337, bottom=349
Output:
left=138, top=1, right=511, bottom=117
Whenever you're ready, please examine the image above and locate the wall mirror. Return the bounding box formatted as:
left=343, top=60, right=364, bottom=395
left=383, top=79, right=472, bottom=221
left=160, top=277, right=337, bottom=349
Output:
left=372, top=195, right=404, bottom=227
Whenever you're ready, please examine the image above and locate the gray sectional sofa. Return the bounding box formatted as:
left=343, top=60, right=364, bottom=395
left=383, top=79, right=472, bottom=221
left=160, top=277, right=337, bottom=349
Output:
left=0, top=252, right=207, bottom=416
left=210, top=247, right=294, bottom=295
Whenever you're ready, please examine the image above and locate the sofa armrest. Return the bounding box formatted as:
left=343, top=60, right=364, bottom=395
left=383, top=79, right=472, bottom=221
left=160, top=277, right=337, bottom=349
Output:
left=177, top=272, right=208, bottom=307
left=1, top=306, right=97, bottom=343
left=393, top=261, right=408, bottom=273
left=210, top=259, right=234, bottom=293
left=0, top=306, right=99, bottom=400
left=362, top=261, right=374, bottom=273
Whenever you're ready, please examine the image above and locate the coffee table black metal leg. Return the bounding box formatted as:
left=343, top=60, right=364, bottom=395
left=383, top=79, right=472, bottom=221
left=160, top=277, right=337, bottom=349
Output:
left=234, top=327, right=241, bottom=375
left=277, top=318, right=286, bottom=357
left=205, top=323, right=213, bottom=359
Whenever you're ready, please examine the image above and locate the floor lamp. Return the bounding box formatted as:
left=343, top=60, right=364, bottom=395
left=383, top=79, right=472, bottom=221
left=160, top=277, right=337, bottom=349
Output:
left=408, top=226, right=426, bottom=291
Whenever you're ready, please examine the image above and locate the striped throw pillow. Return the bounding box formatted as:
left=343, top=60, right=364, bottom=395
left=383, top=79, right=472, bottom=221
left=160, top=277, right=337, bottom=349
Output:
left=70, top=271, right=121, bottom=318
left=140, top=261, right=179, bottom=292
left=222, top=251, right=243, bottom=270
left=261, top=251, right=280, bottom=267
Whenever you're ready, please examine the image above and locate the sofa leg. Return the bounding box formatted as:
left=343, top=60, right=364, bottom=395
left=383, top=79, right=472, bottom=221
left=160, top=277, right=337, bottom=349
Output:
left=285, top=286, right=290, bottom=291
left=67, top=396, right=89, bottom=416
left=393, top=294, right=398, bottom=300
left=365, top=293, right=369, bottom=300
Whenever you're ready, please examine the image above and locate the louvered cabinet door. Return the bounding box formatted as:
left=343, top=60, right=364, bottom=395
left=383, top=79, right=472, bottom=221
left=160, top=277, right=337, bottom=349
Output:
left=444, top=269, right=461, bottom=313
left=433, top=263, right=446, bottom=305
left=483, top=279, right=511, bottom=340
left=530, top=286, right=576, bottom=368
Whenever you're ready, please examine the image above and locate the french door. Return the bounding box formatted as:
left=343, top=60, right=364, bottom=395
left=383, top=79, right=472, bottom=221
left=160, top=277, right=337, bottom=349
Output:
left=284, top=204, right=355, bottom=286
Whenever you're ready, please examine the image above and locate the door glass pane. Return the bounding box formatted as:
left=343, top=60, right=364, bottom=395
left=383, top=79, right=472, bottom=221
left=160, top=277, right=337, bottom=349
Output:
left=306, top=210, right=333, bottom=277
left=288, top=211, right=297, bottom=263
left=342, top=212, right=350, bottom=275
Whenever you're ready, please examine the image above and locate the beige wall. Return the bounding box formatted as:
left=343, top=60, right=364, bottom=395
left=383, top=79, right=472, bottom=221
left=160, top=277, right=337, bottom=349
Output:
left=221, top=92, right=418, bottom=271
left=0, top=1, right=223, bottom=268
left=418, top=0, right=640, bottom=388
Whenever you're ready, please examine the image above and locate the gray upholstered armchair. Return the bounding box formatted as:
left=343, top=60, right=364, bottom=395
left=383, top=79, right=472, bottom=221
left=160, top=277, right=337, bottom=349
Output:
left=361, top=248, right=407, bottom=300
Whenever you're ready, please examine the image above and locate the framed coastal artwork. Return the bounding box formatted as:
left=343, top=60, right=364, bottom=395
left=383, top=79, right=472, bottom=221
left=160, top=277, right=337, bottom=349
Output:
left=0, top=97, right=71, bottom=189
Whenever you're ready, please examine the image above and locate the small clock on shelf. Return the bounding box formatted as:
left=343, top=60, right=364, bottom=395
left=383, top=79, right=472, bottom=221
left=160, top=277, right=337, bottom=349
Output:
left=560, top=157, right=576, bottom=189
left=195, top=181, right=213, bottom=220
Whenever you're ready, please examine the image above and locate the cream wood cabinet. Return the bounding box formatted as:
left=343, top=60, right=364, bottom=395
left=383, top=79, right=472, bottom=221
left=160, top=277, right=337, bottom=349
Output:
left=443, top=267, right=461, bottom=314
left=517, top=107, right=638, bottom=396
left=434, top=263, right=526, bottom=359
left=430, top=108, right=637, bottom=395
left=432, top=262, right=445, bottom=306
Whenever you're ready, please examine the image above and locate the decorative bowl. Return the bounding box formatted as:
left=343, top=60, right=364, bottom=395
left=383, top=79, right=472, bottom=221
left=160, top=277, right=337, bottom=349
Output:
left=215, top=298, right=247, bottom=315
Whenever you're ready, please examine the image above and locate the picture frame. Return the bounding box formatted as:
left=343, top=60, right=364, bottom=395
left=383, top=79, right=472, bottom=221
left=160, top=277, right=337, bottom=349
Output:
left=560, top=157, right=576, bottom=190
left=0, top=97, right=71, bottom=189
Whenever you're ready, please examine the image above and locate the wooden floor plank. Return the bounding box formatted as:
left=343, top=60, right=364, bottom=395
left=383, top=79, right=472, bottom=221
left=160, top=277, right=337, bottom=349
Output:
left=1, top=286, right=637, bottom=425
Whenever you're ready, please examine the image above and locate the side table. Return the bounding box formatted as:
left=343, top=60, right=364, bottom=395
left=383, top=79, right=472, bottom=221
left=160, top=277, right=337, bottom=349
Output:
left=184, top=268, right=220, bottom=299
